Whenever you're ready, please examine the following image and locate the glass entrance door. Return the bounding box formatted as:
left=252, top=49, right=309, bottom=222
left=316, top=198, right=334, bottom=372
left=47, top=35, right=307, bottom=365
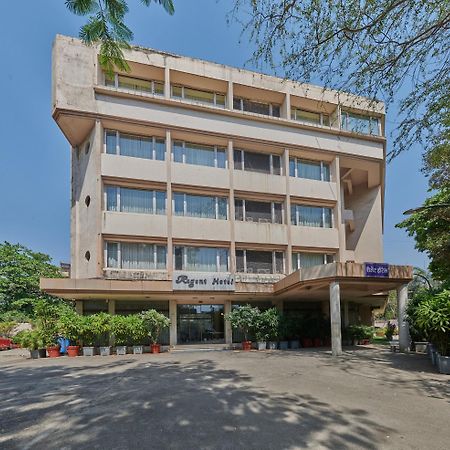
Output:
left=177, top=304, right=225, bottom=344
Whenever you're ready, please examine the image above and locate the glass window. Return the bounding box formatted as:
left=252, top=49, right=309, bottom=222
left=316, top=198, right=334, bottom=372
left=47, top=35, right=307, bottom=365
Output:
left=174, top=193, right=227, bottom=220
left=292, top=252, right=335, bottom=271
left=172, top=141, right=226, bottom=169
left=237, top=250, right=284, bottom=274
left=217, top=197, right=228, bottom=220
left=106, top=242, right=166, bottom=270
left=272, top=155, right=281, bottom=175
left=120, top=134, right=152, bottom=159
left=105, top=131, right=117, bottom=154
left=105, top=73, right=115, bottom=87
left=292, top=108, right=321, bottom=124
left=245, top=200, right=272, bottom=223
left=105, top=186, right=118, bottom=212
left=322, top=115, right=330, bottom=126
left=342, top=112, right=380, bottom=136
left=154, top=139, right=165, bottom=161
left=245, top=152, right=271, bottom=174
left=273, top=203, right=283, bottom=224
left=154, top=82, right=164, bottom=95
left=175, top=246, right=229, bottom=272
left=272, top=105, right=281, bottom=118
left=233, top=97, right=242, bottom=110
left=173, top=193, right=184, bottom=215
left=155, top=191, right=166, bottom=214
left=236, top=249, right=245, bottom=272
left=233, top=149, right=243, bottom=170
left=322, top=164, right=330, bottom=182
left=298, top=160, right=321, bottom=180
left=172, top=85, right=183, bottom=98
left=289, top=158, right=296, bottom=177
left=291, top=205, right=333, bottom=228
left=184, top=87, right=215, bottom=104
left=106, top=242, right=118, bottom=268
left=118, top=75, right=152, bottom=93
left=275, top=252, right=284, bottom=274
left=216, top=94, right=226, bottom=106
left=235, top=199, right=244, bottom=221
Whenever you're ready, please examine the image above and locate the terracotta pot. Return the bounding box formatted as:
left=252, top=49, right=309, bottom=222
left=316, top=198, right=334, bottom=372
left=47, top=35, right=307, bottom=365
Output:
left=150, top=343, right=161, bottom=354
left=67, top=346, right=79, bottom=357
left=242, top=340, right=252, bottom=351
left=47, top=346, right=60, bottom=358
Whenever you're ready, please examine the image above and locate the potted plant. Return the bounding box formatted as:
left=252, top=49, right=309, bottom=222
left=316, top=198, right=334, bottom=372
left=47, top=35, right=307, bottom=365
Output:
left=277, top=314, right=289, bottom=350
left=13, top=330, right=42, bottom=359
left=254, top=309, right=268, bottom=350
left=58, top=310, right=83, bottom=357
left=128, top=314, right=147, bottom=354
left=80, top=315, right=96, bottom=356
left=93, top=313, right=112, bottom=356
left=35, top=300, right=61, bottom=358
left=264, top=308, right=280, bottom=350
left=285, top=316, right=300, bottom=349
left=111, top=315, right=130, bottom=355
left=225, top=305, right=259, bottom=351
left=141, top=309, right=170, bottom=353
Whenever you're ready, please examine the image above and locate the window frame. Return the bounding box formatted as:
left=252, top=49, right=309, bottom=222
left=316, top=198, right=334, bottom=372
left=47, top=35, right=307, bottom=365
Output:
left=235, top=249, right=285, bottom=275
left=233, top=149, right=282, bottom=175
left=173, top=246, right=230, bottom=272
left=290, top=204, right=334, bottom=228
left=291, top=252, right=335, bottom=272
left=290, top=107, right=330, bottom=126
left=104, top=185, right=166, bottom=215
left=171, top=140, right=227, bottom=169
left=172, top=192, right=228, bottom=220
left=104, top=241, right=167, bottom=270
left=233, top=97, right=281, bottom=118
left=234, top=198, right=284, bottom=224
left=105, top=73, right=164, bottom=96
left=104, top=130, right=165, bottom=161
left=340, top=111, right=381, bottom=136
left=170, top=84, right=226, bottom=108
left=289, top=157, right=330, bottom=181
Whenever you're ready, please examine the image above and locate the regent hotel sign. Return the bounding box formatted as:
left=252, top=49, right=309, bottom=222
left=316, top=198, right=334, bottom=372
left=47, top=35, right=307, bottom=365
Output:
left=173, top=272, right=235, bottom=291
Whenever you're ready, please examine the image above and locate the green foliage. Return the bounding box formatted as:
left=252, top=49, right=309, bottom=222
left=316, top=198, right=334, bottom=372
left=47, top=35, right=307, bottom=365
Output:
left=226, top=304, right=260, bottom=341
left=0, top=242, right=63, bottom=318
left=384, top=322, right=397, bottom=341
left=13, top=329, right=42, bottom=351
left=0, top=321, right=16, bottom=337
left=254, top=308, right=280, bottom=342
left=232, top=0, right=449, bottom=160
left=65, top=0, right=174, bottom=75
left=57, top=310, right=84, bottom=344
left=34, top=300, right=65, bottom=346
left=140, top=309, right=170, bottom=344
left=127, top=314, right=147, bottom=346
left=346, top=325, right=374, bottom=341
left=397, top=189, right=450, bottom=282
left=408, top=288, right=450, bottom=355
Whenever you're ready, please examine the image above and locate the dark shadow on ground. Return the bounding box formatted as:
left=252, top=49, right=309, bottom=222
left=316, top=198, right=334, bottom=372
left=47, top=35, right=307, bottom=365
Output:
left=0, top=356, right=392, bottom=450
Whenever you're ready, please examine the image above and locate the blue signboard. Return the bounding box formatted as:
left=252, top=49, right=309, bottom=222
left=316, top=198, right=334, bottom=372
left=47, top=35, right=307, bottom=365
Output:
left=364, top=262, right=389, bottom=278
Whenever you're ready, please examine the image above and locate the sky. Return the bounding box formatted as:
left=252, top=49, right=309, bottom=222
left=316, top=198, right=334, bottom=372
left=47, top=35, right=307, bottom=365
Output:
left=0, top=0, right=430, bottom=269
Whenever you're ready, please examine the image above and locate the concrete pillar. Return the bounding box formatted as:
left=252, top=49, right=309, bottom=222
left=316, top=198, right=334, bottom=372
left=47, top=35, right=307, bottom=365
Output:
left=397, top=284, right=410, bottom=352
left=284, top=148, right=292, bottom=274
left=227, top=80, right=233, bottom=110
left=108, top=300, right=115, bottom=346
left=166, top=130, right=173, bottom=276
left=75, top=300, right=83, bottom=315
left=330, top=282, right=343, bottom=356
left=228, top=140, right=236, bottom=273
left=164, top=66, right=170, bottom=100
left=169, top=300, right=177, bottom=347
left=224, top=300, right=232, bottom=346
left=281, top=92, right=291, bottom=119
left=344, top=301, right=349, bottom=327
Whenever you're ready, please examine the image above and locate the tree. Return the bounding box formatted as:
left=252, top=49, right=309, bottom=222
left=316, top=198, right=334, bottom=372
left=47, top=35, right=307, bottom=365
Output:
left=0, top=242, right=63, bottom=317
left=231, top=1, right=450, bottom=159
left=396, top=189, right=450, bottom=282
left=65, top=0, right=175, bottom=74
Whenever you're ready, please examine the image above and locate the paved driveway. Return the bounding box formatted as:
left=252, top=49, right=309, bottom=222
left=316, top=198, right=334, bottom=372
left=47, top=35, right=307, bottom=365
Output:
left=0, top=347, right=448, bottom=450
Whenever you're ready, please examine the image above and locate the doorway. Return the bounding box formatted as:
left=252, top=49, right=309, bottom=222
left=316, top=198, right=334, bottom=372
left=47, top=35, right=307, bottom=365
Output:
left=177, top=304, right=225, bottom=344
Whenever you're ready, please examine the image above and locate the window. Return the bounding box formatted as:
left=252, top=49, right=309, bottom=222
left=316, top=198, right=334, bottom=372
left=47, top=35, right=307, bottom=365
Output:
left=173, top=193, right=227, bottom=220
left=291, top=107, right=330, bottom=126
left=236, top=250, right=284, bottom=274
left=233, top=149, right=281, bottom=175
left=174, top=246, right=229, bottom=272
left=291, top=204, right=333, bottom=228
left=105, top=73, right=164, bottom=95
left=292, top=253, right=334, bottom=271
left=106, top=242, right=167, bottom=270
left=234, top=97, right=280, bottom=117
left=234, top=199, right=283, bottom=224
left=171, top=85, right=226, bottom=107
left=105, top=186, right=166, bottom=214
left=172, top=141, right=226, bottom=169
left=289, top=157, right=330, bottom=181
left=105, top=130, right=165, bottom=161
left=341, top=111, right=380, bottom=136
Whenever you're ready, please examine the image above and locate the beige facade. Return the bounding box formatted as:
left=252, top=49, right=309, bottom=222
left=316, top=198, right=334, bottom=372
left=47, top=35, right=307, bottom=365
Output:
left=42, top=35, right=412, bottom=353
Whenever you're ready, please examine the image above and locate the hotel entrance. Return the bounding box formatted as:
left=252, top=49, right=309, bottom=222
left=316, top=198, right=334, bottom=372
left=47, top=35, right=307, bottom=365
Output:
left=177, top=304, right=225, bottom=344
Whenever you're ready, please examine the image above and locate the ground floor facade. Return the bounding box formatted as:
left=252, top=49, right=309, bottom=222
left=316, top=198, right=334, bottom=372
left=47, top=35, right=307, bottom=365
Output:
left=41, top=262, right=413, bottom=355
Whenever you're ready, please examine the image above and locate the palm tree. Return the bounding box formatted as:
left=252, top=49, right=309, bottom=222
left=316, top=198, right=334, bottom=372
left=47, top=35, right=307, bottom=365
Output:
left=65, top=0, right=175, bottom=74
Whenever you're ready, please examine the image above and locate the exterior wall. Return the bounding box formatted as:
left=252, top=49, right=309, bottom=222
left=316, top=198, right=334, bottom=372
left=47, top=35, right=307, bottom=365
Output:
left=53, top=35, right=386, bottom=281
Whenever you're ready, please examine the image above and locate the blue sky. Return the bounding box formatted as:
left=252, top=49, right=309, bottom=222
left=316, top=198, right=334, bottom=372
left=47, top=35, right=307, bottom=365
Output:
left=0, top=0, right=430, bottom=269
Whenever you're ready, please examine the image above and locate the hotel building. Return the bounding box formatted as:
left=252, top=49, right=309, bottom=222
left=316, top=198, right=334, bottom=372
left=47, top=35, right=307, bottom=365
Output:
left=41, top=35, right=412, bottom=354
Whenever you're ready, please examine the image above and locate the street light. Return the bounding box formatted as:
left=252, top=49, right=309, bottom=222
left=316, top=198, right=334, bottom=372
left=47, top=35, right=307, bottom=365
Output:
left=403, top=203, right=450, bottom=215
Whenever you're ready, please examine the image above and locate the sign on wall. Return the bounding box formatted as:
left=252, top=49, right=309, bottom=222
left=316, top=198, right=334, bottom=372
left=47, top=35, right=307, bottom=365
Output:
left=172, top=272, right=236, bottom=291
left=364, top=262, right=389, bottom=278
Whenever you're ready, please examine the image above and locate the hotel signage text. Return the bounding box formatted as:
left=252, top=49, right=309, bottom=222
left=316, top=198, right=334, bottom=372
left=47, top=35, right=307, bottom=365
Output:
left=364, top=262, right=389, bottom=278
left=172, top=272, right=235, bottom=291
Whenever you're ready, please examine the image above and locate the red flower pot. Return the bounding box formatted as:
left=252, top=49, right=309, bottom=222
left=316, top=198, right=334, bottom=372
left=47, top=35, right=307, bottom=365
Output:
left=301, top=338, right=313, bottom=348
left=150, top=343, right=161, bottom=354
left=242, top=341, right=252, bottom=351
left=47, top=346, right=60, bottom=358
left=313, top=338, right=322, bottom=347
left=67, top=346, right=79, bottom=357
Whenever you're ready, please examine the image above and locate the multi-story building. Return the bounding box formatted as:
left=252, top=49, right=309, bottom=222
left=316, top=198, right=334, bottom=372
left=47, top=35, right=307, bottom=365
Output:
left=41, top=35, right=412, bottom=354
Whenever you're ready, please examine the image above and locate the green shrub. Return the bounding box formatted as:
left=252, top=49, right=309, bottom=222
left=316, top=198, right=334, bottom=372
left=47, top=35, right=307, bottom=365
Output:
left=141, top=310, right=170, bottom=344
left=13, top=329, right=42, bottom=350
left=0, top=321, right=16, bottom=337
left=57, top=310, right=83, bottom=345
left=80, top=313, right=111, bottom=346
left=225, top=305, right=260, bottom=342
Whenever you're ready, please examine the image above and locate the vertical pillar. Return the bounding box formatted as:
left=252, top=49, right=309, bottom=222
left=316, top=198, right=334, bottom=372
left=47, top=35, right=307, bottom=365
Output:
left=164, top=66, right=170, bottom=100
left=397, top=284, right=410, bottom=352
left=224, top=300, right=232, bottom=346
left=75, top=300, right=83, bottom=315
left=169, top=300, right=177, bottom=347
left=228, top=140, right=236, bottom=273
left=329, top=282, right=343, bottom=356
left=281, top=92, right=291, bottom=119
left=344, top=301, right=349, bottom=327
left=166, top=130, right=173, bottom=277
left=227, top=80, right=233, bottom=110
left=108, top=300, right=116, bottom=346
left=284, top=148, right=292, bottom=274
